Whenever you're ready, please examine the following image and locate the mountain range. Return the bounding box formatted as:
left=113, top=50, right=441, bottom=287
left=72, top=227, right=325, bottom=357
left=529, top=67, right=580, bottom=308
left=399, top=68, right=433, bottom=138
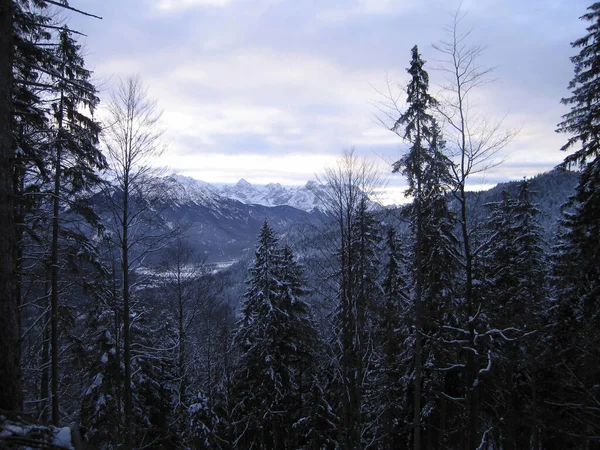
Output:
left=156, top=175, right=327, bottom=264
left=165, top=174, right=328, bottom=212
left=148, top=170, right=579, bottom=265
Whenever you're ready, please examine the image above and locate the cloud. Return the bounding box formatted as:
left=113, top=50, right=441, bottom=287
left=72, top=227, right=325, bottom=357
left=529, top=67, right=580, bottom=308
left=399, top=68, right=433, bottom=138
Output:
left=156, top=0, right=236, bottom=11
left=161, top=152, right=339, bottom=185
left=69, top=0, right=591, bottom=189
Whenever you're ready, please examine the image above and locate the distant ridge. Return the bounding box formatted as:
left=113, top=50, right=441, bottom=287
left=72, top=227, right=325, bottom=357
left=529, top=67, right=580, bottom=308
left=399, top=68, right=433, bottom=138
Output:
left=166, top=174, right=327, bottom=212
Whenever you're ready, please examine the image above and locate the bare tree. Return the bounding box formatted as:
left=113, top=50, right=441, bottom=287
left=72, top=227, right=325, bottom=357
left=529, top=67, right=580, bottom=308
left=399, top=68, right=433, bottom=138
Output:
left=317, top=149, right=383, bottom=450
left=158, top=238, right=207, bottom=440
left=101, top=75, right=168, bottom=449
left=433, top=9, right=516, bottom=449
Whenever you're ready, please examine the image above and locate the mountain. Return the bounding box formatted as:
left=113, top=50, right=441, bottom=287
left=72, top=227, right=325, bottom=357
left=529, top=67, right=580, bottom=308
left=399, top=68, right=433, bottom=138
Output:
left=163, top=174, right=327, bottom=212
left=154, top=175, right=327, bottom=264
left=216, top=178, right=326, bottom=212
left=463, top=168, right=579, bottom=245
left=125, top=169, right=578, bottom=267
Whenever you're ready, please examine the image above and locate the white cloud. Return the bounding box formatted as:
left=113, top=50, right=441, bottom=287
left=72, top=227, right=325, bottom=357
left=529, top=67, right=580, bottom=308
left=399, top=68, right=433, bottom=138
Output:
left=158, top=152, right=338, bottom=184
left=156, top=0, right=235, bottom=11
left=80, top=0, right=588, bottom=189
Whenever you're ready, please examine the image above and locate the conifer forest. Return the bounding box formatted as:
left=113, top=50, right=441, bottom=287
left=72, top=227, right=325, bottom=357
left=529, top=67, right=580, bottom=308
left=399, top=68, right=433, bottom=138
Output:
left=1, top=1, right=600, bottom=449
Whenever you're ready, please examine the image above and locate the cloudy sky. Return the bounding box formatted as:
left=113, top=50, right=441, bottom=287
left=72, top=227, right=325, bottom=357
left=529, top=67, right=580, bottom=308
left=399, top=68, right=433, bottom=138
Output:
left=68, top=0, right=589, bottom=202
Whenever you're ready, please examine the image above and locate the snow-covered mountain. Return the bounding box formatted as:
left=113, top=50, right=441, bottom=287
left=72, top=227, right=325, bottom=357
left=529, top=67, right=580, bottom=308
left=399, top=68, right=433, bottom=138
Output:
left=165, top=175, right=326, bottom=212
left=143, top=170, right=578, bottom=265
left=138, top=174, right=327, bottom=263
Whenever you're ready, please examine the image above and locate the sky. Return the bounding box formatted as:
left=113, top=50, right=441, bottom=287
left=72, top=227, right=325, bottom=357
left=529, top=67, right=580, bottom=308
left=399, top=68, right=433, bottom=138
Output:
left=67, top=0, right=590, bottom=203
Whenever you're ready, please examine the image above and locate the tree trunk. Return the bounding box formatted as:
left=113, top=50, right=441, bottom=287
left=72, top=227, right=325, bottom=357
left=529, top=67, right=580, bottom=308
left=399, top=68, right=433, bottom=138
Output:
left=459, top=184, right=479, bottom=450
left=50, top=129, right=62, bottom=426
left=531, top=365, right=539, bottom=450
left=0, top=0, right=21, bottom=412
left=414, top=194, right=423, bottom=450
left=122, top=179, right=132, bottom=449
left=40, top=265, right=51, bottom=423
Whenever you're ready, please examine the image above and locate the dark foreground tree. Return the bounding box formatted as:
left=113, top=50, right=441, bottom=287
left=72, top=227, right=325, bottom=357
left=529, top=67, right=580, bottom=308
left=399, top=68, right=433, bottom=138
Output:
left=0, top=0, right=19, bottom=412
left=318, top=150, right=383, bottom=449
left=391, top=45, right=458, bottom=449
left=553, top=2, right=600, bottom=446
left=433, top=11, right=516, bottom=447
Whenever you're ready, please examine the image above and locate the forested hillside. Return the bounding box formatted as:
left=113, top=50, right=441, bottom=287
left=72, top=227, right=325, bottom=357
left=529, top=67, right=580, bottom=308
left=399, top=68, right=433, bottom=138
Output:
left=0, top=1, right=599, bottom=449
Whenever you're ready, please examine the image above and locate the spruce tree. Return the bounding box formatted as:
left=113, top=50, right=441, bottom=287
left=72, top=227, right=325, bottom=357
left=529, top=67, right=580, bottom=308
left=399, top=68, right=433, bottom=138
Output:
left=478, top=182, right=548, bottom=448
left=392, top=45, right=457, bottom=449
left=553, top=2, right=600, bottom=445
left=48, top=24, right=104, bottom=425
left=0, top=0, right=19, bottom=412
left=373, top=227, right=410, bottom=449
left=232, top=220, right=316, bottom=449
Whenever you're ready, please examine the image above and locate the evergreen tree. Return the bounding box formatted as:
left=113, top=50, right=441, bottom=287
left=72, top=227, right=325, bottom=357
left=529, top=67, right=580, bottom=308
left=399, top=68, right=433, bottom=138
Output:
left=371, top=227, right=410, bottom=449
left=553, top=2, right=600, bottom=445
left=478, top=181, right=548, bottom=448
left=80, top=291, right=124, bottom=449
left=6, top=2, right=105, bottom=425
left=0, top=0, right=18, bottom=412
left=346, top=197, right=382, bottom=447
left=47, top=23, right=104, bottom=425
left=232, top=220, right=316, bottom=449
left=392, top=45, right=458, bottom=449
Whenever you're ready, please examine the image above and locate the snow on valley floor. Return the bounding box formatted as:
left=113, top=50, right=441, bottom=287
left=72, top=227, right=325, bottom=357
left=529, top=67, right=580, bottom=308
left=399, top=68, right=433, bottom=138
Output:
left=136, top=260, right=238, bottom=281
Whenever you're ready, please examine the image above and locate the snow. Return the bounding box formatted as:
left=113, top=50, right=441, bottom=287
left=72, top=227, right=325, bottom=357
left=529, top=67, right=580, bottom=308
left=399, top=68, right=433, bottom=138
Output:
left=86, top=373, right=103, bottom=396
left=1, top=424, right=24, bottom=435
left=164, top=174, right=326, bottom=211
left=53, top=427, right=73, bottom=449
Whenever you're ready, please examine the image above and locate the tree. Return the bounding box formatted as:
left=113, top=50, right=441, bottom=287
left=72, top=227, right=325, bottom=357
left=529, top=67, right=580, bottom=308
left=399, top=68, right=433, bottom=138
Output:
left=157, top=239, right=208, bottom=444
left=553, top=2, right=600, bottom=445
left=433, top=10, right=516, bottom=447
left=47, top=24, right=104, bottom=425
left=80, top=282, right=124, bottom=448
left=0, top=0, right=102, bottom=415
left=0, top=0, right=19, bottom=412
left=392, top=45, right=439, bottom=449
left=478, top=182, right=548, bottom=448
left=372, top=227, right=410, bottom=449
left=232, top=220, right=316, bottom=449
left=388, top=46, right=459, bottom=449
left=101, top=75, right=166, bottom=449
left=317, top=149, right=383, bottom=449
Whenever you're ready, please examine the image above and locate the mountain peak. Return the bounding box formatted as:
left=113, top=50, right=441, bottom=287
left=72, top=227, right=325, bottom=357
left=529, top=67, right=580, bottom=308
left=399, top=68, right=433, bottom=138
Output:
left=236, top=178, right=252, bottom=188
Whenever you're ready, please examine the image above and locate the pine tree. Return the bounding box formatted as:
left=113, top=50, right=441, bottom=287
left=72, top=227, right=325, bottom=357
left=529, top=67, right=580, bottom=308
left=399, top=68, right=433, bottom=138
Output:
left=80, top=290, right=124, bottom=449
left=48, top=23, right=104, bottom=425
left=372, top=227, right=410, bottom=449
left=392, top=45, right=458, bottom=449
left=478, top=181, right=548, bottom=448
left=0, top=0, right=19, bottom=411
left=232, top=220, right=316, bottom=449
left=552, top=3, right=600, bottom=445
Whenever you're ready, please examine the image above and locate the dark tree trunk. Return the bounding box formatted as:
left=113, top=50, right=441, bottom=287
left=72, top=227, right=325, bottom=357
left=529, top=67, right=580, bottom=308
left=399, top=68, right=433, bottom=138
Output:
left=0, top=0, right=21, bottom=412
left=40, top=266, right=51, bottom=423
left=122, top=179, right=132, bottom=450
left=414, top=191, right=423, bottom=450
left=50, top=135, right=62, bottom=426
